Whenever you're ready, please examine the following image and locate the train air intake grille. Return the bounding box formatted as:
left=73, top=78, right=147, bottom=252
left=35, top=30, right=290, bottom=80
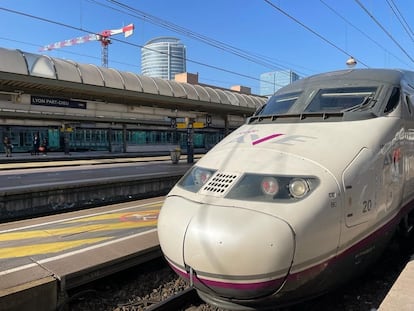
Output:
left=199, top=172, right=240, bottom=197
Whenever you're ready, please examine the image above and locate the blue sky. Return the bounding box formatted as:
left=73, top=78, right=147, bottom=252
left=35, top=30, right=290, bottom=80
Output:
left=1, top=0, right=414, bottom=94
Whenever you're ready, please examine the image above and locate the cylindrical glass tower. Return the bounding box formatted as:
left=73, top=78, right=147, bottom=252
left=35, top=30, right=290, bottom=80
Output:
left=141, top=37, right=186, bottom=80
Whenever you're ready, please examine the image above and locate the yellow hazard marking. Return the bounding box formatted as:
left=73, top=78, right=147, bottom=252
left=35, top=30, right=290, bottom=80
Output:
left=0, top=237, right=109, bottom=259
left=0, top=220, right=157, bottom=242
left=0, top=206, right=161, bottom=259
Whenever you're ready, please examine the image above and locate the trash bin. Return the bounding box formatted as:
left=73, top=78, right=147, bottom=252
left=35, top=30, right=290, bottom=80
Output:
left=170, top=147, right=181, bottom=164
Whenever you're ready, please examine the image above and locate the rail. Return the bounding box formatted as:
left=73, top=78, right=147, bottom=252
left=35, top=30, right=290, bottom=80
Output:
left=145, top=287, right=201, bottom=311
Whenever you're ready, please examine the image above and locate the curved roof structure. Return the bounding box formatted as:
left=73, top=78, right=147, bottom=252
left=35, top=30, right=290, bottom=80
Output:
left=0, top=47, right=266, bottom=116
left=144, top=36, right=182, bottom=46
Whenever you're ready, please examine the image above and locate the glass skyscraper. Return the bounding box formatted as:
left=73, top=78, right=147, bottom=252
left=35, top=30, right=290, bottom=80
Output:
left=260, top=70, right=300, bottom=96
left=141, top=37, right=186, bottom=80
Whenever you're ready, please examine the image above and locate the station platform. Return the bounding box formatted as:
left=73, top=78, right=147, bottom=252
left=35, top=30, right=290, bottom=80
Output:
left=378, top=256, right=414, bottom=311
left=0, top=151, right=200, bottom=221
left=0, top=198, right=162, bottom=311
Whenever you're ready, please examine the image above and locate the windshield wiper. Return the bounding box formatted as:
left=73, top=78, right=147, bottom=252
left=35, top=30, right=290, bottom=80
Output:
left=341, top=96, right=376, bottom=113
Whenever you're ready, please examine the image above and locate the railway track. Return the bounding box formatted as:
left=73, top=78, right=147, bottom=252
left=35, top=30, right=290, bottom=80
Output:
left=145, top=288, right=202, bottom=311
left=64, top=257, right=202, bottom=311
left=65, top=233, right=413, bottom=311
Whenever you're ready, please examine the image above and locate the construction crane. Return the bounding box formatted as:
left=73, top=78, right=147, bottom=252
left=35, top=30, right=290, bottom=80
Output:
left=39, top=24, right=134, bottom=68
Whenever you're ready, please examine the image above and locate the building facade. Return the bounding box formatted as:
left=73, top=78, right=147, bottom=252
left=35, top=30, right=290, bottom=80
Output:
left=141, top=37, right=186, bottom=80
left=260, top=70, right=300, bottom=96
left=1, top=47, right=266, bottom=154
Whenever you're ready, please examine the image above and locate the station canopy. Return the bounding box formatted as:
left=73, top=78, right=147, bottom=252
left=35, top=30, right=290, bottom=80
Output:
left=0, top=47, right=266, bottom=116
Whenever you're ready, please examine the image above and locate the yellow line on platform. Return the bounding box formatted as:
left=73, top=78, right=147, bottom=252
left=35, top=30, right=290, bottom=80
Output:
left=0, top=237, right=109, bottom=259
left=0, top=220, right=157, bottom=242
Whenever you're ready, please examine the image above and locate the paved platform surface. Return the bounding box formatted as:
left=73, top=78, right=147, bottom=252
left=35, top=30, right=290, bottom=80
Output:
left=378, top=256, right=414, bottom=311
left=0, top=157, right=190, bottom=190
left=0, top=198, right=162, bottom=311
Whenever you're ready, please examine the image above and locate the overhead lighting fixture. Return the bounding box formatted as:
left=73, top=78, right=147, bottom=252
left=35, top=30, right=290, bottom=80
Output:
left=346, top=56, right=357, bottom=68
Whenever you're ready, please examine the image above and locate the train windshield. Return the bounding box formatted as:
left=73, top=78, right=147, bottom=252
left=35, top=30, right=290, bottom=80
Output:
left=259, top=92, right=301, bottom=115
left=304, top=87, right=377, bottom=113
left=258, top=86, right=378, bottom=116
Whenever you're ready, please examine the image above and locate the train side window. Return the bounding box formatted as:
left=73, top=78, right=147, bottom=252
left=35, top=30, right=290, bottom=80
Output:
left=406, top=95, right=412, bottom=115
left=384, top=87, right=400, bottom=114
left=409, top=95, right=414, bottom=110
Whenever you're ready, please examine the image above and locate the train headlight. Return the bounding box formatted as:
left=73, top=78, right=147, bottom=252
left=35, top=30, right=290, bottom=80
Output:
left=194, top=167, right=214, bottom=186
left=226, top=173, right=318, bottom=202
left=288, top=178, right=309, bottom=199
left=178, top=166, right=216, bottom=192
left=261, top=177, right=280, bottom=196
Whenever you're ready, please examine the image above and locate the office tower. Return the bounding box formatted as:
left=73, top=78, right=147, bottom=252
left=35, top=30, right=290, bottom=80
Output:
left=141, top=37, right=186, bottom=80
left=260, top=70, right=300, bottom=96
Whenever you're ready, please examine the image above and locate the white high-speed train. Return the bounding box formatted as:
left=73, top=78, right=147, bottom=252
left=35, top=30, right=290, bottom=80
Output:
left=157, top=69, right=414, bottom=310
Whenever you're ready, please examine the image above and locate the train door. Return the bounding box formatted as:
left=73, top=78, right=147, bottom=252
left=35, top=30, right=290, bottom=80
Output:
left=47, top=129, right=60, bottom=150
left=402, top=92, right=414, bottom=203
left=382, top=87, right=404, bottom=213
left=343, top=148, right=378, bottom=227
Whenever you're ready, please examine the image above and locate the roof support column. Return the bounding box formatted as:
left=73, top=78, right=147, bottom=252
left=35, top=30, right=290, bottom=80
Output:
left=224, top=115, right=229, bottom=136
left=108, top=127, right=113, bottom=152
left=122, top=124, right=127, bottom=153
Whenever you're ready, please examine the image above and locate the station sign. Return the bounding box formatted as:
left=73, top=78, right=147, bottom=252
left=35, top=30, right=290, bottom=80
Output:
left=176, top=122, right=204, bottom=129
left=177, top=123, right=186, bottom=129
left=31, top=95, right=87, bottom=109
left=60, top=125, right=73, bottom=132
left=193, top=122, right=204, bottom=128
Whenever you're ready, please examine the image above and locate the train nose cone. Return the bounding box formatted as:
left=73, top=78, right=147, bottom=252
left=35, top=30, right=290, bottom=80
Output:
left=183, top=205, right=295, bottom=299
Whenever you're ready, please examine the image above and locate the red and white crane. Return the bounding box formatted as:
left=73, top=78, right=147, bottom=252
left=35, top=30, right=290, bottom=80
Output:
left=39, top=24, right=134, bottom=68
